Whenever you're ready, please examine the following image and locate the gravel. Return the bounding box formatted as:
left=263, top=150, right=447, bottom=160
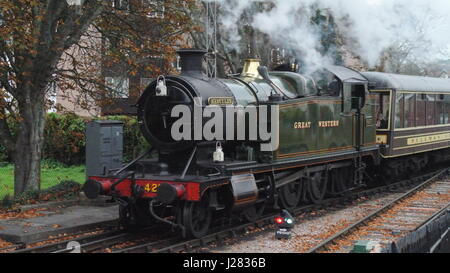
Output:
left=212, top=193, right=404, bottom=253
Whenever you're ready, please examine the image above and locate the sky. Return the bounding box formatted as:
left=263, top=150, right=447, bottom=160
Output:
left=215, top=0, right=450, bottom=72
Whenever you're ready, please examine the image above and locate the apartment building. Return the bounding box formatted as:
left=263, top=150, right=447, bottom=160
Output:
left=53, top=0, right=167, bottom=117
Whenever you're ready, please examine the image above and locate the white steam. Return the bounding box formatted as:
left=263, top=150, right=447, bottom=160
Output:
left=213, top=0, right=450, bottom=72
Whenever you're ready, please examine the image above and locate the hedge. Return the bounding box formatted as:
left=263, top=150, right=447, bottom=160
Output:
left=1, top=180, right=82, bottom=208
left=0, top=113, right=149, bottom=165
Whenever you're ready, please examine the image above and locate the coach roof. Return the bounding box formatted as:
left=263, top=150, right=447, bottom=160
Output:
left=362, top=72, right=450, bottom=93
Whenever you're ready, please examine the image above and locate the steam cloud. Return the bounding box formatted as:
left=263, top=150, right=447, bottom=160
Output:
left=213, top=0, right=450, bottom=73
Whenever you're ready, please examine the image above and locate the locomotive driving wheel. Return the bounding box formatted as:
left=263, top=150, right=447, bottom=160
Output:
left=306, top=171, right=328, bottom=204
left=279, top=179, right=304, bottom=211
left=182, top=200, right=212, bottom=238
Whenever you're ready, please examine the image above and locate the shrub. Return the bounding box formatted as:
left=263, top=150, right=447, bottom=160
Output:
left=0, top=180, right=82, bottom=208
left=1, top=194, right=13, bottom=209
left=41, top=159, right=68, bottom=169
left=0, top=146, right=8, bottom=162
left=100, top=115, right=150, bottom=161
left=0, top=113, right=149, bottom=165
left=44, top=113, right=86, bottom=165
left=39, top=180, right=81, bottom=201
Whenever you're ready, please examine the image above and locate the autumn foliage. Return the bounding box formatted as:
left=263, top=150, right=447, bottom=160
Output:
left=0, top=0, right=195, bottom=195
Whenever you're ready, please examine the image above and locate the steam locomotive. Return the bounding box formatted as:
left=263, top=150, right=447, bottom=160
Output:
left=83, top=49, right=450, bottom=238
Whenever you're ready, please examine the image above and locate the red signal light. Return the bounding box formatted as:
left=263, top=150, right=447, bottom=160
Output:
left=275, top=217, right=284, bottom=224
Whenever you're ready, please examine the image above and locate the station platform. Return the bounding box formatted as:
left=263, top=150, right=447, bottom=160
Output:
left=0, top=198, right=118, bottom=244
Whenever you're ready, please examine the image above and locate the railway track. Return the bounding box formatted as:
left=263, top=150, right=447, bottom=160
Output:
left=11, top=229, right=124, bottom=253
left=112, top=169, right=444, bottom=253
left=10, top=224, right=175, bottom=253
left=0, top=243, right=23, bottom=253
left=306, top=168, right=450, bottom=253
left=7, top=168, right=445, bottom=253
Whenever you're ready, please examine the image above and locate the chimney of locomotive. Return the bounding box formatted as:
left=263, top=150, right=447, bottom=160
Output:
left=177, top=49, right=207, bottom=76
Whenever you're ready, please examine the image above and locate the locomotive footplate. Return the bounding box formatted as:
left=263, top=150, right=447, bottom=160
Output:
left=86, top=174, right=230, bottom=202
left=199, top=146, right=380, bottom=175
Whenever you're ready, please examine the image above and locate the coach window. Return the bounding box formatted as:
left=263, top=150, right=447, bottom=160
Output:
left=404, top=93, right=415, bottom=128
left=416, top=94, right=426, bottom=127
left=445, top=95, right=450, bottom=123
left=426, top=94, right=435, bottom=126
left=436, top=94, right=444, bottom=124
left=395, top=93, right=404, bottom=128
left=375, top=92, right=390, bottom=129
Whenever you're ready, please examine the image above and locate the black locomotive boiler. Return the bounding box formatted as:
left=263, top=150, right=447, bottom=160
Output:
left=83, top=49, right=450, bottom=238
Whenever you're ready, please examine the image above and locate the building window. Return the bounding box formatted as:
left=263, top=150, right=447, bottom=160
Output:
left=142, top=0, right=165, bottom=18
left=105, top=76, right=129, bottom=98
left=140, top=77, right=153, bottom=94
left=112, top=0, right=130, bottom=10
left=46, top=81, right=57, bottom=113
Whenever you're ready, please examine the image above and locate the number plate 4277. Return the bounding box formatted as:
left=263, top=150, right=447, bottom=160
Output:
left=144, top=183, right=160, bottom=193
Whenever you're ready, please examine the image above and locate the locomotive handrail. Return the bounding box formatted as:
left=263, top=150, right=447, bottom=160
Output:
left=228, top=76, right=260, bottom=106
left=258, top=66, right=297, bottom=100
left=110, top=171, right=135, bottom=192
left=180, top=146, right=197, bottom=179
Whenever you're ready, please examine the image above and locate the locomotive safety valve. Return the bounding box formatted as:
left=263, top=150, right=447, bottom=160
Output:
left=274, top=209, right=295, bottom=239
left=155, top=183, right=185, bottom=204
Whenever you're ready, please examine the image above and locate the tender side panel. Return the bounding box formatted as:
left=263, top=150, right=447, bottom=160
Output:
left=276, top=97, right=354, bottom=159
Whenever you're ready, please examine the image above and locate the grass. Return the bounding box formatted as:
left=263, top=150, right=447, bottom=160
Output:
left=0, top=164, right=85, bottom=199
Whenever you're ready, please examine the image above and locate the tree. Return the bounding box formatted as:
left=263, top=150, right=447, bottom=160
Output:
left=184, top=1, right=279, bottom=77
left=185, top=2, right=346, bottom=77
left=0, top=0, right=194, bottom=196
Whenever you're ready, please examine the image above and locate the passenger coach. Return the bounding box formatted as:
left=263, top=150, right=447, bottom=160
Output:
left=364, top=72, right=450, bottom=173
